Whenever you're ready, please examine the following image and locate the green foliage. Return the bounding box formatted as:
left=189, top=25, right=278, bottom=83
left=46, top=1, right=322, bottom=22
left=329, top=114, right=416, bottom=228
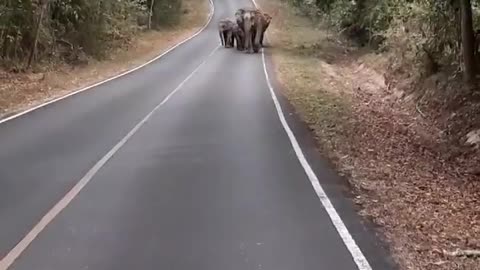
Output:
left=289, top=0, right=478, bottom=75
left=0, top=0, right=182, bottom=66
left=150, top=0, right=183, bottom=28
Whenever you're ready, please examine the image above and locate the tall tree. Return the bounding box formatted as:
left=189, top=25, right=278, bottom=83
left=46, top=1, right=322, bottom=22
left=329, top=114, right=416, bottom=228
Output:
left=148, top=0, right=155, bottom=29
left=27, top=0, right=49, bottom=68
left=460, top=0, right=476, bottom=84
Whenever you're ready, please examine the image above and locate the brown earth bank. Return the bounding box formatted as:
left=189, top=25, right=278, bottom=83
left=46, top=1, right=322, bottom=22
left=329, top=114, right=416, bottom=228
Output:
left=256, top=0, right=480, bottom=269
left=0, top=0, right=209, bottom=119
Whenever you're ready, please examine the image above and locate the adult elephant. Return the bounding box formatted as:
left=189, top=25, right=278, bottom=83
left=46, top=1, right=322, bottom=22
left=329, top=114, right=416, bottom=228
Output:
left=235, top=7, right=267, bottom=53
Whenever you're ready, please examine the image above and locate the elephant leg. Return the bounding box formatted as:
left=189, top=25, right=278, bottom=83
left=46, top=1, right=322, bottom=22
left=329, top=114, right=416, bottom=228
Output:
left=239, top=35, right=244, bottom=50
left=223, top=31, right=229, bottom=47
left=245, top=32, right=253, bottom=53
left=234, top=34, right=239, bottom=50
left=225, top=32, right=230, bottom=48
left=235, top=35, right=243, bottom=50
left=252, top=29, right=260, bottom=53
left=227, top=32, right=234, bottom=48
left=253, top=19, right=263, bottom=53
left=260, top=31, right=265, bottom=47
left=250, top=30, right=257, bottom=53
left=248, top=38, right=254, bottom=53
left=219, top=30, right=224, bottom=46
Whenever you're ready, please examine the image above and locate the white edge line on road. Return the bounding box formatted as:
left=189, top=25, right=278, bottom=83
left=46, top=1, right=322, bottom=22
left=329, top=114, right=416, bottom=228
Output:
left=0, top=44, right=220, bottom=270
left=0, top=0, right=215, bottom=125
left=251, top=1, right=373, bottom=269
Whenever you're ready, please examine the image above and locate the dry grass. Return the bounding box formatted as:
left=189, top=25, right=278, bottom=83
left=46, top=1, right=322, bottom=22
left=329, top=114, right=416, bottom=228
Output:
left=257, top=0, right=480, bottom=269
left=0, top=0, right=209, bottom=118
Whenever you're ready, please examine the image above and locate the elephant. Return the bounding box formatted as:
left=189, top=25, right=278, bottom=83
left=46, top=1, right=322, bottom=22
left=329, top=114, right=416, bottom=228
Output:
left=235, top=8, right=260, bottom=53
left=259, top=12, right=272, bottom=47
left=235, top=8, right=270, bottom=53
left=218, top=19, right=235, bottom=48
left=232, top=24, right=245, bottom=51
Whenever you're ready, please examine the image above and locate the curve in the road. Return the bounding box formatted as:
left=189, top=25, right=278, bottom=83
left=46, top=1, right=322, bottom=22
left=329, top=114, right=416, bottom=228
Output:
left=0, top=46, right=220, bottom=270
left=0, top=0, right=215, bottom=125
left=1, top=1, right=218, bottom=267
left=0, top=0, right=397, bottom=269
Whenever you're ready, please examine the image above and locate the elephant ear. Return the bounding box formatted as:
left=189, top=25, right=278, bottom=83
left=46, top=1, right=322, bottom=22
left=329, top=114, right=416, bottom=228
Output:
left=264, top=13, right=272, bottom=23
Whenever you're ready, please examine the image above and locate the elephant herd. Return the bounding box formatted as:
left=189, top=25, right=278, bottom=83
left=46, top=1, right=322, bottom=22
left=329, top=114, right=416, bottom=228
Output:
left=218, top=7, right=272, bottom=53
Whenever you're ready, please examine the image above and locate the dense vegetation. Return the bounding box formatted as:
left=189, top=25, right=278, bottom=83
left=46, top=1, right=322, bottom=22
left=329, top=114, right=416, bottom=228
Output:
left=290, top=0, right=480, bottom=85
left=0, top=0, right=183, bottom=69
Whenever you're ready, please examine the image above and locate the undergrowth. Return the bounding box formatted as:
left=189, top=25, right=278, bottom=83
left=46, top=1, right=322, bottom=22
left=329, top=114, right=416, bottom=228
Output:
left=0, top=0, right=186, bottom=70
left=285, top=0, right=480, bottom=151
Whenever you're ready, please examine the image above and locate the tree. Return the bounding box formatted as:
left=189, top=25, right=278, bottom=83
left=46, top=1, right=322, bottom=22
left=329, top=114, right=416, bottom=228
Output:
left=0, top=0, right=184, bottom=67
left=27, top=0, right=49, bottom=68
left=148, top=0, right=155, bottom=29
left=460, top=0, right=476, bottom=84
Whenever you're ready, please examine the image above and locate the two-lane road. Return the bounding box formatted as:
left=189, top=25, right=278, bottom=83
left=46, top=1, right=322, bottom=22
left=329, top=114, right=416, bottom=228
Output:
left=0, top=0, right=396, bottom=269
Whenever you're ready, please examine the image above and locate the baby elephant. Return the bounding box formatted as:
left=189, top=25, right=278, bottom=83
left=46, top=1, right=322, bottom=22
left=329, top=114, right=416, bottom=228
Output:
left=218, top=18, right=235, bottom=48
left=232, top=24, right=245, bottom=51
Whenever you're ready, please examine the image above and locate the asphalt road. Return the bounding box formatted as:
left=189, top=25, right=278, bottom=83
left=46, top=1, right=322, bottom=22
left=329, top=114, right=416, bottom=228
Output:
left=0, top=0, right=397, bottom=269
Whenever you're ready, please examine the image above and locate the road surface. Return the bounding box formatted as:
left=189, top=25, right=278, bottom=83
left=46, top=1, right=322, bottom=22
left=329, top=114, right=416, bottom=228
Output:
left=0, top=0, right=397, bottom=269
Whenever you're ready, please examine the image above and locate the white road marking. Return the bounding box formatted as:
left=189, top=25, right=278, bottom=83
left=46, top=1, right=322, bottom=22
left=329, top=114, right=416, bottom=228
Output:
left=251, top=0, right=373, bottom=269
left=0, top=0, right=215, bottom=125
left=0, top=0, right=373, bottom=268
left=0, top=45, right=220, bottom=270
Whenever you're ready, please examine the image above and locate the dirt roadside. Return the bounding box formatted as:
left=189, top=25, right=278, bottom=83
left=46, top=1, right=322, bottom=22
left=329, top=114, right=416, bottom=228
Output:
left=255, top=0, right=480, bottom=269
left=0, top=0, right=209, bottom=120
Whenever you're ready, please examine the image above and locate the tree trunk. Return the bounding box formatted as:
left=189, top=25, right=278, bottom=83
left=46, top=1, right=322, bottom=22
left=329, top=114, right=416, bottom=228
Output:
left=148, top=0, right=155, bottom=30
left=27, top=0, right=49, bottom=69
left=1, top=29, right=9, bottom=58
left=460, top=0, right=476, bottom=84
left=1, top=0, right=11, bottom=59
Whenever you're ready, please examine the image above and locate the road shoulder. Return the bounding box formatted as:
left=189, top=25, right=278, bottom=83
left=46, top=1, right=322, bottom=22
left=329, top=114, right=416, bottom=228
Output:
left=256, top=0, right=480, bottom=269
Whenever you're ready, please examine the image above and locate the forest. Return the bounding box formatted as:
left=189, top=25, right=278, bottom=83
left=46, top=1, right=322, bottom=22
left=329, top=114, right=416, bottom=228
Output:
left=3, top=0, right=480, bottom=89
left=291, top=0, right=479, bottom=83
left=286, top=0, right=480, bottom=163
left=0, top=0, right=479, bottom=269
left=0, top=0, right=182, bottom=70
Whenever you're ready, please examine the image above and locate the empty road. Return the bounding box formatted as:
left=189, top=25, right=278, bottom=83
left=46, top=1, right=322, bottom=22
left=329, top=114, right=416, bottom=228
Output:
left=0, top=0, right=396, bottom=269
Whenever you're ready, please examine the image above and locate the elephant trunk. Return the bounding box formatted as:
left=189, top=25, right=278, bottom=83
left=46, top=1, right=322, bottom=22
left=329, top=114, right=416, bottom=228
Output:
left=243, top=15, right=254, bottom=53
left=253, top=18, right=263, bottom=53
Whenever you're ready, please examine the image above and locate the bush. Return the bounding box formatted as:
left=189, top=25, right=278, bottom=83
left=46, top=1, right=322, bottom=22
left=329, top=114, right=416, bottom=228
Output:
left=288, top=0, right=476, bottom=76
left=151, top=0, right=183, bottom=28
left=0, top=0, right=183, bottom=67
